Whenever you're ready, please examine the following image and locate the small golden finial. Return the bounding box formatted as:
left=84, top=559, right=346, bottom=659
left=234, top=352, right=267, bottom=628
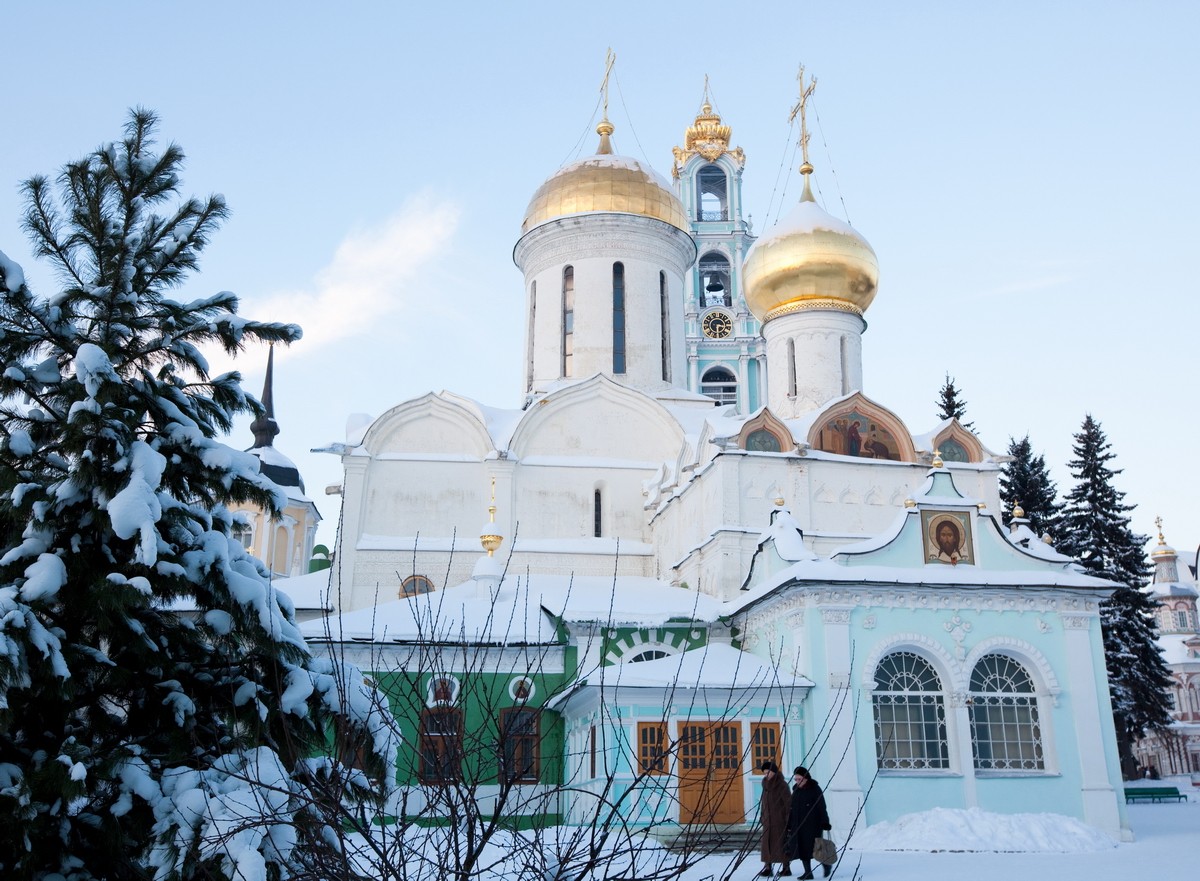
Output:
left=904, top=498, right=916, bottom=508
left=480, top=476, right=503, bottom=557
left=774, top=496, right=786, bottom=507
left=788, top=63, right=818, bottom=201
left=931, top=449, right=944, bottom=468
left=1155, top=515, right=1165, bottom=544
left=1012, top=502, right=1025, bottom=519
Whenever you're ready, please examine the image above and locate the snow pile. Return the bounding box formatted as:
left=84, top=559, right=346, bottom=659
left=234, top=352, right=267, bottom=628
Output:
left=850, top=807, right=1117, bottom=853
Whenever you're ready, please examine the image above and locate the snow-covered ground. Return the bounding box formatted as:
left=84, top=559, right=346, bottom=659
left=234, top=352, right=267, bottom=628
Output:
left=680, top=778, right=1198, bottom=881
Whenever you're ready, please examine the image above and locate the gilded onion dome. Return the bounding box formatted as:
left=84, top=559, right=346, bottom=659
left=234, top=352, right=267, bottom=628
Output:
left=742, top=176, right=879, bottom=323
left=522, top=121, right=688, bottom=233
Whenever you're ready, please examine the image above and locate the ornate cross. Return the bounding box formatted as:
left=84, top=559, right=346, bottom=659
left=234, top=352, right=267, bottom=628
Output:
left=788, top=64, right=818, bottom=171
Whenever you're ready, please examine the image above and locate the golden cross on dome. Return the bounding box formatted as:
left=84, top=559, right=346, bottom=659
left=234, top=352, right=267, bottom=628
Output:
left=1155, top=515, right=1164, bottom=542
left=788, top=64, right=818, bottom=173
left=600, top=48, right=616, bottom=121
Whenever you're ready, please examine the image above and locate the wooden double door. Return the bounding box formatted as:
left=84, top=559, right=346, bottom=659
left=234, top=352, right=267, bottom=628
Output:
left=677, top=722, right=745, bottom=825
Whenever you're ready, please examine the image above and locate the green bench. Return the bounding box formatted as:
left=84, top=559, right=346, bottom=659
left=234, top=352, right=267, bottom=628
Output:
left=1124, top=786, right=1188, bottom=803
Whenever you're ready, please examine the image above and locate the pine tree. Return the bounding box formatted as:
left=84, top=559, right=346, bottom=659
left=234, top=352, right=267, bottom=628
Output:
left=999, top=435, right=1060, bottom=535
left=935, top=372, right=973, bottom=429
left=0, top=110, right=395, bottom=879
left=1057, top=415, right=1172, bottom=772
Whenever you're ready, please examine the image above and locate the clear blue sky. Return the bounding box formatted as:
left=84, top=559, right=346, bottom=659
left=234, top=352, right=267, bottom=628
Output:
left=4, top=2, right=1197, bottom=555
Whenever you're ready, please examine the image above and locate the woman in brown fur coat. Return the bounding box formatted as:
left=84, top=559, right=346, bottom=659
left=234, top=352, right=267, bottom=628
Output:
left=758, top=761, right=792, bottom=876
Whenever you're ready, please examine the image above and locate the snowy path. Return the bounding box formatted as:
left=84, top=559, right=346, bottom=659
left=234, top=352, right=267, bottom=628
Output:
left=680, top=801, right=1198, bottom=881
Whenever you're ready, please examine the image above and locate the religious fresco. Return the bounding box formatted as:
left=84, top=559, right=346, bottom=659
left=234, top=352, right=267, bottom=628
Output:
left=745, top=428, right=783, bottom=452
left=921, top=510, right=973, bottom=566
left=939, top=437, right=970, bottom=462
left=815, top=410, right=901, bottom=460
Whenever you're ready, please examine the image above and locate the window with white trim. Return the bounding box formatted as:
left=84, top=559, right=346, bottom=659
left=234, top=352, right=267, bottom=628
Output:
left=969, top=654, right=1044, bottom=771
left=873, top=651, right=949, bottom=770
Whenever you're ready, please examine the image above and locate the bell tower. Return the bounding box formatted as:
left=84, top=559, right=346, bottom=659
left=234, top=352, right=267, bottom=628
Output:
left=673, top=83, right=764, bottom=413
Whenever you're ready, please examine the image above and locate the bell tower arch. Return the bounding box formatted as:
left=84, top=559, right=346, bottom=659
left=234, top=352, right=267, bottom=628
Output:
left=673, top=86, right=764, bottom=413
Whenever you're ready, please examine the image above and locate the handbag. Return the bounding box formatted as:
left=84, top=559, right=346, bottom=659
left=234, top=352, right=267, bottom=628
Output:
left=813, top=835, right=837, bottom=866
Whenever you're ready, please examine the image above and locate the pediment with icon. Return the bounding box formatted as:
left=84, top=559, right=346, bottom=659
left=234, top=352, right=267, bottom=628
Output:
left=807, top=393, right=915, bottom=462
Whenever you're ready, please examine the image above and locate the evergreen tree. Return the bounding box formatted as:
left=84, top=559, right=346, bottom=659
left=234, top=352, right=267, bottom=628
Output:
left=935, top=372, right=973, bottom=429
left=999, top=435, right=1060, bottom=535
left=1057, top=415, right=1172, bottom=771
left=0, top=110, right=396, bottom=879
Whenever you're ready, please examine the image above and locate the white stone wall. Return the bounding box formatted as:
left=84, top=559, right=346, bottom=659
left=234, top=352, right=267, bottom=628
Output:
left=762, top=309, right=865, bottom=415
left=515, top=214, right=694, bottom=394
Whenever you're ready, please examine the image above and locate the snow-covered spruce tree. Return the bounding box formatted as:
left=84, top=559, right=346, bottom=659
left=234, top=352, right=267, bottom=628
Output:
left=934, top=372, right=973, bottom=429
left=0, top=110, right=396, bottom=880
left=1056, top=415, right=1171, bottom=772
left=998, top=435, right=1060, bottom=536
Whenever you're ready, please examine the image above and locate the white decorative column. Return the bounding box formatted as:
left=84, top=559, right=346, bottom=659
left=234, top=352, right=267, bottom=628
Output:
left=820, top=605, right=864, bottom=831
left=762, top=309, right=864, bottom=416
left=1062, top=613, right=1127, bottom=839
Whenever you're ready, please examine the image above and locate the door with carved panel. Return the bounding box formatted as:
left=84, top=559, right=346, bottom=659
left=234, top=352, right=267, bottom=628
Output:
left=677, top=722, right=744, bottom=824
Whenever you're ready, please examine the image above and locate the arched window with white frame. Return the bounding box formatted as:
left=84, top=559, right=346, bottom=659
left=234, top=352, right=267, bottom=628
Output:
left=701, top=366, right=737, bottom=406
left=969, top=654, right=1044, bottom=771
left=873, top=651, right=949, bottom=770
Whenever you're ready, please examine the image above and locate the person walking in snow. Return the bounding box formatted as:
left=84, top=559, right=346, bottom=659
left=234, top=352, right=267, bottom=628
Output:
left=786, top=766, right=832, bottom=879
left=759, top=761, right=792, bottom=876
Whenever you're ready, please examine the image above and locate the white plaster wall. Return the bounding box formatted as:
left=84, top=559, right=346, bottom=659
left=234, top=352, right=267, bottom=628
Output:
left=762, top=310, right=865, bottom=415
left=515, top=214, right=694, bottom=394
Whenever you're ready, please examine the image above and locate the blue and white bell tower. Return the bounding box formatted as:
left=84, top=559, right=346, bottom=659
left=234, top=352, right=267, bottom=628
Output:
left=673, top=90, right=764, bottom=413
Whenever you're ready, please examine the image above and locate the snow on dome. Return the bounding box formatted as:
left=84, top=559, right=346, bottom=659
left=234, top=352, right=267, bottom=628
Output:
left=742, top=197, right=879, bottom=323
left=247, top=445, right=305, bottom=494
left=521, top=124, right=687, bottom=233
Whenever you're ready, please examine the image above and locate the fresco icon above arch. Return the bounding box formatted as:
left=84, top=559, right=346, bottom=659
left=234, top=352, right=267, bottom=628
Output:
left=816, top=409, right=901, bottom=460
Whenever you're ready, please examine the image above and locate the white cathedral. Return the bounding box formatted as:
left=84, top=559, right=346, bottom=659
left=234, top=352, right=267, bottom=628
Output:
left=296, top=88, right=1132, bottom=841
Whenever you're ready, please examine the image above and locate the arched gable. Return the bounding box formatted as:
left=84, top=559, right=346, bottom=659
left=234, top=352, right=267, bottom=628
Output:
left=807, top=392, right=916, bottom=462
left=861, top=632, right=958, bottom=690
left=962, top=636, right=1062, bottom=699
left=738, top=408, right=794, bottom=454
left=361, top=392, right=494, bottom=458
left=933, top=419, right=985, bottom=464
left=509, top=375, right=686, bottom=462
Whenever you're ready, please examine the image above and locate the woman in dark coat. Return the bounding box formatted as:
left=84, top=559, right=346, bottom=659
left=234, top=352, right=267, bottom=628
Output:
left=786, top=766, right=832, bottom=879
left=759, top=761, right=792, bottom=876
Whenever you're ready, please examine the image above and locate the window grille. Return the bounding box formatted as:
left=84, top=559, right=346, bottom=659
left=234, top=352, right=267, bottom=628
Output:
left=419, top=708, right=463, bottom=783
left=499, top=707, right=539, bottom=784
left=873, top=652, right=950, bottom=770
left=637, top=722, right=668, bottom=775
left=969, top=654, right=1044, bottom=771
left=750, top=722, right=781, bottom=772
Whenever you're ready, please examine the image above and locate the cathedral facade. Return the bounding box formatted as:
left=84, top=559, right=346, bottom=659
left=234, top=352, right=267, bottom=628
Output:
left=302, top=92, right=1130, bottom=840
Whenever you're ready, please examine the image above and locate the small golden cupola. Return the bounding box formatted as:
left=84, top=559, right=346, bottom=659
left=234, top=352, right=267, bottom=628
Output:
left=521, top=119, right=689, bottom=234
left=742, top=70, right=879, bottom=324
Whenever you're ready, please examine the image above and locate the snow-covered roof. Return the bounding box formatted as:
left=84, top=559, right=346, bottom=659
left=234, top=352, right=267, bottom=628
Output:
left=270, top=569, right=332, bottom=611
left=757, top=507, right=816, bottom=562
left=551, top=643, right=813, bottom=706
left=301, top=574, right=722, bottom=644
left=726, top=556, right=1117, bottom=617
left=1003, top=523, right=1073, bottom=562
left=1158, top=633, right=1200, bottom=665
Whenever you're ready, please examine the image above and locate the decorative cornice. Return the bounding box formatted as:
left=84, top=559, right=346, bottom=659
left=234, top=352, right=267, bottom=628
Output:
left=764, top=297, right=864, bottom=323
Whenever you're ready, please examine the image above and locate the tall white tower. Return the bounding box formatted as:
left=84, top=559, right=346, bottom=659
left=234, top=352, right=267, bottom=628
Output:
left=741, top=71, right=879, bottom=416
left=513, top=120, right=697, bottom=398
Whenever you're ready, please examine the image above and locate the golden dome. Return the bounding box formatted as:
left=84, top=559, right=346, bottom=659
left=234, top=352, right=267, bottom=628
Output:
left=522, top=122, right=688, bottom=233
left=742, top=181, right=879, bottom=323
